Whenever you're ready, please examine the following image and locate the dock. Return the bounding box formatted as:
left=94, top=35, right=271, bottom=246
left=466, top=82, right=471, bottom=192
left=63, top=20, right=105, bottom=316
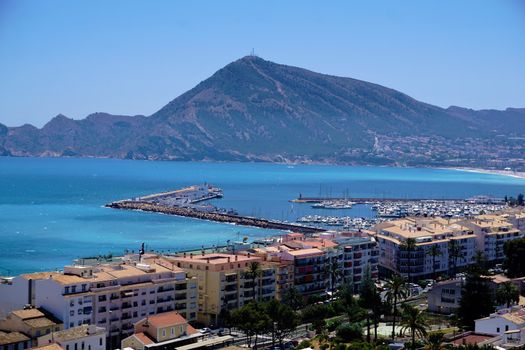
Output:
left=291, top=196, right=463, bottom=204
left=107, top=184, right=325, bottom=234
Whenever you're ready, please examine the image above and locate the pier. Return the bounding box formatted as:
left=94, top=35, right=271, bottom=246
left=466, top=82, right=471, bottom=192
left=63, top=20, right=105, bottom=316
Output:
left=106, top=200, right=324, bottom=234
left=106, top=184, right=325, bottom=234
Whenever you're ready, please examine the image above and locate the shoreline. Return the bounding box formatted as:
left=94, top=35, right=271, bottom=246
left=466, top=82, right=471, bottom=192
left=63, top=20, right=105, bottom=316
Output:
left=445, top=167, right=525, bottom=180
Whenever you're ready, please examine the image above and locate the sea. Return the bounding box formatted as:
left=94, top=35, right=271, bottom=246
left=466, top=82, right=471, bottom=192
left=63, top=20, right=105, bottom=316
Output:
left=1, top=157, right=524, bottom=276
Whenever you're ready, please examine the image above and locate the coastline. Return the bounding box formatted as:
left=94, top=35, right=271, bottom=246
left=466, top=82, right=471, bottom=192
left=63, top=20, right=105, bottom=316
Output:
left=445, top=167, right=525, bottom=180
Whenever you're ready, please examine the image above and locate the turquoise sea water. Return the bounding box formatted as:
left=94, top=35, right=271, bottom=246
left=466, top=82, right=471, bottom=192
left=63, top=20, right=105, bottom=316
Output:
left=1, top=157, right=524, bottom=275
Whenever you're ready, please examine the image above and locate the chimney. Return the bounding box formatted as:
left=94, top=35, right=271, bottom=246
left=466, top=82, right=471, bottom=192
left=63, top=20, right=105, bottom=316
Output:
left=190, top=253, right=193, bottom=259
left=247, top=253, right=251, bottom=258
left=235, top=255, right=238, bottom=261
left=227, top=257, right=231, bottom=263
left=184, top=252, right=187, bottom=258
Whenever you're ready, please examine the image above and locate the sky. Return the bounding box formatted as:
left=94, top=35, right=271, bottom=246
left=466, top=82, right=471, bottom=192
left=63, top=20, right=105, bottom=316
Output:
left=0, top=0, right=524, bottom=127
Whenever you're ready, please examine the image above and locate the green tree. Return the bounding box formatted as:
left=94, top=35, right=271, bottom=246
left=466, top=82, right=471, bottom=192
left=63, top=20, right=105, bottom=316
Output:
left=400, top=304, right=428, bottom=350
left=457, top=268, right=495, bottom=330
left=517, top=193, right=524, bottom=206
left=231, top=302, right=271, bottom=349
left=448, top=240, right=463, bottom=277
left=359, top=265, right=384, bottom=341
left=400, top=238, right=417, bottom=282
left=496, top=281, right=520, bottom=308
left=326, top=258, right=343, bottom=301
left=246, top=261, right=262, bottom=301
left=427, top=245, right=442, bottom=280
left=503, top=237, right=525, bottom=278
left=424, top=332, right=446, bottom=350
left=265, top=299, right=299, bottom=348
left=282, top=286, right=304, bottom=310
left=384, top=274, right=409, bottom=340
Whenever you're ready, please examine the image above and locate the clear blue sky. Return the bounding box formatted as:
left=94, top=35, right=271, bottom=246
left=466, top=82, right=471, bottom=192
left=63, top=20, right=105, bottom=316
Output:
left=1, top=0, right=524, bottom=127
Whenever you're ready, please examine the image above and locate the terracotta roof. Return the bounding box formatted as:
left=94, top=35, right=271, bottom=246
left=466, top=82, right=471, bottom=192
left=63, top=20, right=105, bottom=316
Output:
left=51, top=325, right=105, bottom=342
left=11, top=309, right=45, bottom=320
left=450, top=333, right=495, bottom=345
left=0, top=331, right=30, bottom=345
left=21, top=272, right=86, bottom=286
left=285, top=248, right=324, bottom=257
left=134, top=332, right=154, bottom=345
left=186, top=325, right=198, bottom=335
left=146, top=312, right=187, bottom=328
left=168, top=253, right=261, bottom=265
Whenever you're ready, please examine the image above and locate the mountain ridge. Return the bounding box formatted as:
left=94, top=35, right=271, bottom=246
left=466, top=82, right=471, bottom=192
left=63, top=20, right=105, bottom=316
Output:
left=1, top=56, right=524, bottom=166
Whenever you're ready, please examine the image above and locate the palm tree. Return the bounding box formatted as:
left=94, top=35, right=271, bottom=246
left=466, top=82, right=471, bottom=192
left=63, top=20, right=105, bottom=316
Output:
left=384, top=274, right=409, bottom=340
left=247, top=261, right=262, bottom=301
left=424, top=332, right=446, bottom=350
left=448, top=240, right=463, bottom=277
left=496, top=281, right=520, bottom=308
left=401, top=238, right=417, bottom=282
left=325, top=257, right=342, bottom=300
left=427, top=245, right=442, bottom=280
left=400, top=304, right=428, bottom=350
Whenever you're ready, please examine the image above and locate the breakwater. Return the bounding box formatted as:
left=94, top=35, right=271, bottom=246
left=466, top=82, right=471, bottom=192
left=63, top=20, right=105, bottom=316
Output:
left=106, top=200, right=325, bottom=234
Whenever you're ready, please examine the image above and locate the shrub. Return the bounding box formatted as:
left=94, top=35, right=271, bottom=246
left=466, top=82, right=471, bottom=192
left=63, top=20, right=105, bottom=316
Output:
left=336, top=322, right=363, bottom=342
left=297, top=340, right=311, bottom=349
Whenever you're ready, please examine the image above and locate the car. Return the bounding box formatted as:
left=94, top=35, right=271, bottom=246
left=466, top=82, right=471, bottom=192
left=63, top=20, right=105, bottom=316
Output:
left=199, top=327, right=212, bottom=334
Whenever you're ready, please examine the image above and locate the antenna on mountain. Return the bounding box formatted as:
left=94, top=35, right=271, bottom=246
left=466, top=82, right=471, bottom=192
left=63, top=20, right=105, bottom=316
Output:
left=250, top=48, right=257, bottom=57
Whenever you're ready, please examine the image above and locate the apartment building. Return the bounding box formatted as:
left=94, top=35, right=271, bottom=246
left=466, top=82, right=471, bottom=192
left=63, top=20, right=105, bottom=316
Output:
left=462, top=215, right=524, bottom=263
left=165, top=253, right=275, bottom=325
left=372, top=217, right=476, bottom=280
left=0, top=259, right=197, bottom=344
left=427, top=278, right=463, bottom=314
left=280, top=248, right=326, bottom=296
left=334, top=236, right=379, bottom=292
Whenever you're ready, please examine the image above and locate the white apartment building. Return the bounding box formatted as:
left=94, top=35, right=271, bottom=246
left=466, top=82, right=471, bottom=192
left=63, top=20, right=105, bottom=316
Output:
left=0, top=259, right=197, bottom=343
left=372, top=217, right=476, bottom=280
left=461, top=214, right=524, bottom=262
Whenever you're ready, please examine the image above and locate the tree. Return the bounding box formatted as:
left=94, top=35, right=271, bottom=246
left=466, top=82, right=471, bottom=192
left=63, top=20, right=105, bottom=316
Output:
left=282, top=286, right=304, bottom=310
left=400, top=304, right=428, bottom=350
left=325, top=258, right=343, bottom=301
left=400, top=238, right=417, bottom=282
left=496, top=281, right=520, bottom=308
left=359, top=266, right=384, bottom=341
left=427, top=245, right=442, bottom=280
left=457, top=268, right=495, bottom=330
left=231, top=302, right=271, bottom=349
left=384, top=274, right=409, bottom=340
left=516, top=193, right=524, bottom=206
left=503, top=237, right=525, bottom=278
left=424, top=332, right=446, bottom=350
left=448, top=240, right=463, bottom=277
left=247, top=261, right=262, bottom=301
left=265, top=299, right=299, bottom=348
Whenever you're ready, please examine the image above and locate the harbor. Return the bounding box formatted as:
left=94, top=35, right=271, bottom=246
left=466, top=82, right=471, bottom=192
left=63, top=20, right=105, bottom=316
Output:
left=107, top=184, right=325, bottom=234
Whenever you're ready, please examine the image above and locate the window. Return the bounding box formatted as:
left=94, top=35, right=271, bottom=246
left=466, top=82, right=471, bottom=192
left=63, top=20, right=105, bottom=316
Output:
left=65, top=287, right=70, bottom=294
left=74, top=343, right=78, bottom=350
left=162, top=330, right=166, bottom=337
left=505, top=325, right=509, bottom=331
left=71, top=286, right=76, bottom=293
left=497, top=327, right=500, bottom=333
left=66, top=346, right=69, bottom=350
left=81, top=341, right=85, bottom=350
left=70, top=310, right=74, bottom=316
left=171, top=327, right=174, bottom=335
left=99, top=338, right=103, bottom=346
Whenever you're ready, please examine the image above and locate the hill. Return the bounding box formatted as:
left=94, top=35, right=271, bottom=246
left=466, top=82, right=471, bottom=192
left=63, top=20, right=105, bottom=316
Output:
left=1, top=56, right=524, bottom=167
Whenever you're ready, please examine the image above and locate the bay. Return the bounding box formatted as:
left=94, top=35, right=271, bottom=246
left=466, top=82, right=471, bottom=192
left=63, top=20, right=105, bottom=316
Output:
left=1, top=157, right=524, bottom=275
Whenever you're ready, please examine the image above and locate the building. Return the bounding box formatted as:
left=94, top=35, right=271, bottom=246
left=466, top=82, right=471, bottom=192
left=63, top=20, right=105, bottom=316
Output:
left=0, top=258, right=198, bottom=343
left=0, top=331, right=31, bottom=350
left=462, top=215, right=524, bottom=263
left=280, top=248, right=326, bottom=296
left=37, top=325, right=106, bottom=350
left=475, top=306, right=525, bottom=336
left=165, top=253, right=275, bottom=325
left=427, top=278, right=463, bottom=314
left=372, top=217, right=478, bottom=280
left=0, top=308, right=63, bottom=346
left=334, top=236, right=379, bottom=292
left=121, top=311, right=202, bottom=350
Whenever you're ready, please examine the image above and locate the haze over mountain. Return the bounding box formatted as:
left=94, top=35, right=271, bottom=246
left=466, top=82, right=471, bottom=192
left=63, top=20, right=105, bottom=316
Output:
left=1, top=56, right=524, bottom=165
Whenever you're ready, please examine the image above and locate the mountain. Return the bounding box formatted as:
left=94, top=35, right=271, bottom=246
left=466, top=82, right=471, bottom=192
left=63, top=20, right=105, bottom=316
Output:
left=1, top=56, right=524, bottom=165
